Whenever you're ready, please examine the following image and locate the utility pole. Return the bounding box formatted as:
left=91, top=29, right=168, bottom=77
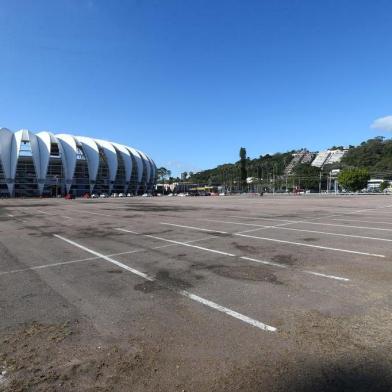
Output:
left=318, top=171, right=322, bottom=194
left=272, top=166, right=275, bottom=195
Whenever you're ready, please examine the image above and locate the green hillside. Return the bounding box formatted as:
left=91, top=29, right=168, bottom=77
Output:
left=187, top=137, right=392, bottom=191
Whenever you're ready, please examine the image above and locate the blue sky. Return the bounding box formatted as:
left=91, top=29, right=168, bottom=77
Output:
left=1, top=0, right=392, bottom=175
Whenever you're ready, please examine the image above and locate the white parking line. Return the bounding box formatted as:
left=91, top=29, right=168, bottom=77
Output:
left=116, top=228, right=350, bottom=281
left=303, top=270, right=350, bottom=281
left=241, top=257, right=349, bottom=281
left=226, top=216, right=392, bottom=233
left=235, top=227, right=270, bottom=234
left=54, top=234, right=276, bottom=332
left=80, top=211, right=113, bottom=217
left=351, top=205, right=392, bottom=214
left=161, top=222, right=228, bottom=234
left=116, top=228, right=236, bottom=257
left=37, top=210, right=50, bottom=215
left=0, top=256, right=99, bottom=276
left=331, top=218, right=392, bottom=225
left=235, top=232, right=385, bottom=258
left=55, top=235, right=152, bottom=280
left=0, top=237, right=214, bottom=277
left=200, top=218, right=392, bottom=243
left=240, top=256, right=288, bottom=269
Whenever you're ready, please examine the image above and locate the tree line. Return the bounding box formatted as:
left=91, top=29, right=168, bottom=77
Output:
left=157, top=136, right=392, bottom=192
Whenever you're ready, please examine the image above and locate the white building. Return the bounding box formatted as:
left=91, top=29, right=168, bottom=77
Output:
left=311, top=149, right=347, bottom=168
left=0, top=128, right=156, bottom=197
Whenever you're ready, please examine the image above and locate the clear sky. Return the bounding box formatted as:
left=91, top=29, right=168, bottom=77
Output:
left=1, top=0, right=392, bottom=175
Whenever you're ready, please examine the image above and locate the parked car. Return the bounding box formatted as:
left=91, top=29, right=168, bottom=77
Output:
left=112, top=193, right=119, bottom=198
left=126, top=193, right=133, bottom=197
left=91, top=193, right=99, bottom=198
left=118, top=193, right=125, bottom=197
left=100, top=193, right=108, bottom=198
left=64, top=193, right=75, bottom=200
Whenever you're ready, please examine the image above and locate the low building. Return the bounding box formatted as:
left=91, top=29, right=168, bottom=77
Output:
left=367, top=179, right=385, bottom=191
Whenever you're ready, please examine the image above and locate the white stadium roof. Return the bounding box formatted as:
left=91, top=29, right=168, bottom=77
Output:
left=0, top=128, right=156, bottom=196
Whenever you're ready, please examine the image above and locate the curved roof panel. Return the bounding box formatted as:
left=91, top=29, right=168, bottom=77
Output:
left=1, top=129, right=156, bottom=196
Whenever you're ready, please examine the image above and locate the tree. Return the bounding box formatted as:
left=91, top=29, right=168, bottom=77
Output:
left=157, top=167, right=171, bottom=183
left=293, top=164, right=322, bottom=191
left=338, top=168, right=370, bottom=192
left=239, top=147, right=247, bottom=191
left=380, top=181, right=390, bottom=192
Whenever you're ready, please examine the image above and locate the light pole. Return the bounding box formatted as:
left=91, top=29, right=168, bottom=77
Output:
left=318, top=170, right=322, bottom=194
left=55, top=175, right=58, bottom=198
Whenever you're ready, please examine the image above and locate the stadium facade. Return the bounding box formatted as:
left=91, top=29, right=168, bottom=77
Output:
left=0, top=128, right=156, bottom=197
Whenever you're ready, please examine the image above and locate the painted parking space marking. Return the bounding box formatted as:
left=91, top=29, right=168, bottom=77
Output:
left=78, top=210, right=114, bottom=217
left=37, top=210, right=50, bottom=215
left=225, top=215, right=392, bottom=233
left=117, top=228, right=236, bottom=257
left=199, top=218, right=392, bottom=243
left=302, top=270, right=350, bottom=281
left=116, top=228, right=350, bottom=281
left=54, top=234, right=276, bottom=332
left=161, top=222, right=228, bottom=234
left=331, top=218, right=392, bottom=225
left=234, top=232, right=385, bottom=258
left=0, top=236, right=214, bottom=277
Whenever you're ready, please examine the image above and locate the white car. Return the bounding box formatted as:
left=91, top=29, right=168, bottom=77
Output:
left=100, top=193, right=108, bottom=198
left=91, top=193, right=99, bottom=198
left=118, top=193, right=125, bottom=197
left=126, top=193, right=132, bottom=197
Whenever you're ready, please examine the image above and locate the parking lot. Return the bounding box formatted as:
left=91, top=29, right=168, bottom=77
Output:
left=1, top=194, right=392, bottom=391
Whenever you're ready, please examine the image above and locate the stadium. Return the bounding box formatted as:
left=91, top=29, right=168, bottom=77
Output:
left=0, top=128, right=156, bottom=197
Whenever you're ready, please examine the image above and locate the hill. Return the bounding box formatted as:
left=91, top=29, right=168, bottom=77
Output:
left=187, top=137, right=392, bottom=191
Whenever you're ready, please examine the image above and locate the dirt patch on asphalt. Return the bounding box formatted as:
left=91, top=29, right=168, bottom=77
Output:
left=205, top=231, right=231, bottom=237
left=2, top=203, right=51, bottom=208
left=75, top=228, right=121, bottom=238
left=213, top=353, right=392, bottom=392
left=123, top=204, right=199, bottom=212
left=134, top=269, right=193, bottom=294
left=106, top=269, right=123, bottom=274
left=0, top=321, right=187, bottom=392
left=207, top=265, right=282, bottom=284
left=213, top=308, right=392, bottom=391
left=271, top=254, right=298, bottom=266
left=231, top=242, right=258, bottom=252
